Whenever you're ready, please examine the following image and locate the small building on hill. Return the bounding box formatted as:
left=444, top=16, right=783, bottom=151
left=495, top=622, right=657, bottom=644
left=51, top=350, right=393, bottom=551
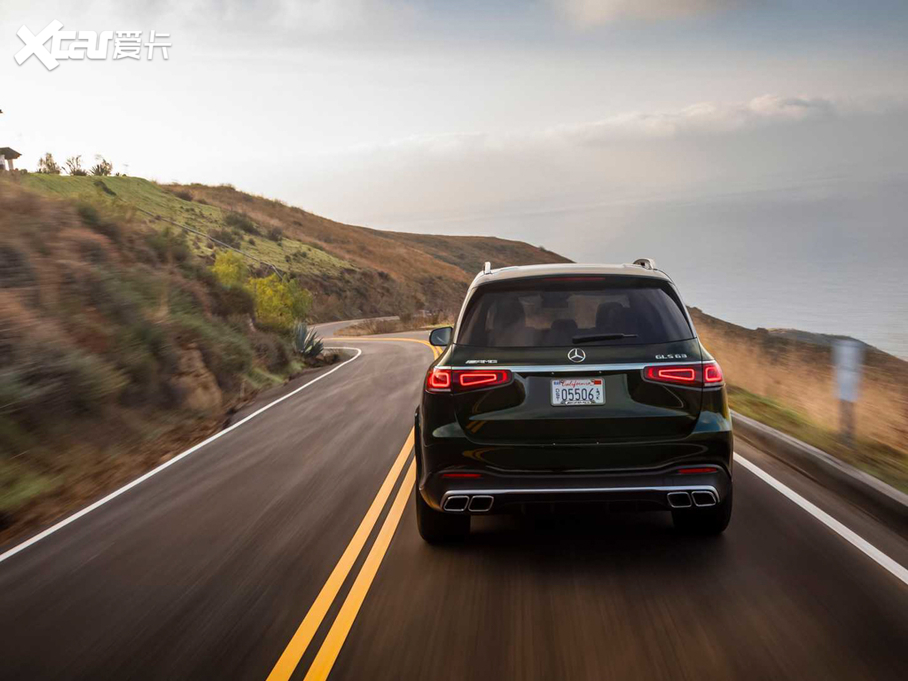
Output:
left=0, top=147, right=21, bottom=171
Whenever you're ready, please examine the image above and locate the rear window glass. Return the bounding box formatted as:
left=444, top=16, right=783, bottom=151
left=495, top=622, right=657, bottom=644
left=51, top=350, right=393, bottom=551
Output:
left=457, top=277, right=693, bottom=347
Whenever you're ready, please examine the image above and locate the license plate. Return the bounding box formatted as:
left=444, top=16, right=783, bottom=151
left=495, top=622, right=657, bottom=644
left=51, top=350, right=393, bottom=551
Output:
left=551, top=378, right=605, bottom=406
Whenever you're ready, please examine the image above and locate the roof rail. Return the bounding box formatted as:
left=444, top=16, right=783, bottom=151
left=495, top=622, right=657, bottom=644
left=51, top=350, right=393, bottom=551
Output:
left=632, top=258, right=657, bottom=270
left=482, top=261, right=492, bottom=275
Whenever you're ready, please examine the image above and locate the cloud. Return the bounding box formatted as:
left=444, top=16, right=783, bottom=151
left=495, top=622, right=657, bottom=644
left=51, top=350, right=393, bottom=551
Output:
left=3, top=0, right=416, bottom=35
left=558, top=95, right=840, bottom=143
left=349, top=95, right=851, bottom=159
left=550, top=0, right=736, bottom=27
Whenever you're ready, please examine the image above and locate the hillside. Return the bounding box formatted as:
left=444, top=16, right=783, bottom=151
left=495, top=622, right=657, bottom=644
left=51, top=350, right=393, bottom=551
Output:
left=0, top=173, right=568, bottom=542
left=19, top=175, right=568, bottom=320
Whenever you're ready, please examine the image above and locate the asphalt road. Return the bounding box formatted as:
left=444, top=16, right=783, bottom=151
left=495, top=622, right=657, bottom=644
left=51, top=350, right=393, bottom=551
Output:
left=1, top=328, right=907, bottom=681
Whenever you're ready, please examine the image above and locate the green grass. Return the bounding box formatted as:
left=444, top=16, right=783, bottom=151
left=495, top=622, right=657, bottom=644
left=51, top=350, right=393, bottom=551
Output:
left=20, top=175, right=354, bottom=277
left=728, top=385, right=908, bottom=493
left=0, top=459, right=58, bottom=515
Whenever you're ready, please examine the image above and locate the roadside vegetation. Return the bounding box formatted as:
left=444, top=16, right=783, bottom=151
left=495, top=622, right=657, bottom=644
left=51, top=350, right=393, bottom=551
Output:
left=693, top=309, right=908, bottom=492
left=0, top=178, right=329, bottom=543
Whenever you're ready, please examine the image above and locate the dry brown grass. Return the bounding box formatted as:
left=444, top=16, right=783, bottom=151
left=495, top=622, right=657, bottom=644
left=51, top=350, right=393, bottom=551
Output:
left=692, top=308, right=908, bottom=487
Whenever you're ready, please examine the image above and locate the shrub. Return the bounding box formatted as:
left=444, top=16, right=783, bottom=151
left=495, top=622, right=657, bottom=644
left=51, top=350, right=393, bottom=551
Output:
left=210, top=251, right=249, bottom=287
left=36, top=153, right=61, bottom=174
left=146, top=226, right=191, bottom=263
left=90, top=157, right=113, bottom=176
left=293, top=322, right=323, bottom=359
left=266, top=226, right=283, bottom=242
left=225, top=212, right=259, bottom=235
left=210, top=284, right=255, bottom=318
left=0, top=342, right=127, bottom=422
left=209, top=228, right=240, bottom=248
left=0, top=245, right=36, bottom=288
left=171, top=314, right=254, bottom=388
left=247, top=274, right=311, bottom=332
left=65, top=155, right=88, bottom=176
left=252, top=331, right=293, bottom=372
left=77, top=202, right=123, bottom=243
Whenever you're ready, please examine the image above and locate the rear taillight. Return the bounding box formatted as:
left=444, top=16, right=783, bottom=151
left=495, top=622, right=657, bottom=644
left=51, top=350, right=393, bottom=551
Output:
left=703, top=362, right=724, bottom=385
left=456, top=369, right=511, bottom=389
left=426, top=368, right=512, bottom=393
left=643, top=362, right=724, bottom=388
left=427, top=368, right=452, bottom=391
left=644, top=365, right=698, bottom=385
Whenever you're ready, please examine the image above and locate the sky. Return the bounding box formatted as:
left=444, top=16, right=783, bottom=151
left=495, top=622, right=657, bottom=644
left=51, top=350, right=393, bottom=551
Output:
left=2, top=1, right=908, bottom=353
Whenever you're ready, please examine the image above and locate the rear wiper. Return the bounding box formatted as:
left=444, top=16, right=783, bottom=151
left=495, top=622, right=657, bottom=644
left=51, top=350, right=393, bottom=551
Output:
left=572, top=333, right=638, bottom=343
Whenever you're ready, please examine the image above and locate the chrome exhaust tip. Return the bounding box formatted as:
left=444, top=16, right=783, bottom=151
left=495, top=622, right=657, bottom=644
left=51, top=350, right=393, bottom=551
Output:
left=692, top=490, right=718, bottom=508
left=667, top=491, right=693, bottom=509
left=443, top=495, right=469, bottom=512
left=468, top=495, right=494, bottom=513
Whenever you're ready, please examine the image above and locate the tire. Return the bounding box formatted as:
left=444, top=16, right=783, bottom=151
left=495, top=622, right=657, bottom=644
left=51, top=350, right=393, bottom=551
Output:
left=672, top=486, right=733, bottom=535
left=415, top=488, right=470, bottom=543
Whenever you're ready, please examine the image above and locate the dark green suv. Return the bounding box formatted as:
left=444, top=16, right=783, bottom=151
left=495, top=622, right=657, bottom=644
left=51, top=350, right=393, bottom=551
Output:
left=415, top=261, right=733, bottom=542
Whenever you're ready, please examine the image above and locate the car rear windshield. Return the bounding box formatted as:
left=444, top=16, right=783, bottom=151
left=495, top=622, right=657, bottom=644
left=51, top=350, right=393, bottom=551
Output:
left=457, top=277, right=694, bottom=348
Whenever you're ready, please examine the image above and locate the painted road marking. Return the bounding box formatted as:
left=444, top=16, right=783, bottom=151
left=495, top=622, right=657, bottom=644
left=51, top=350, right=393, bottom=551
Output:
left=266, top=431, right=415, bottom=681
left=0, top=347, right=364, bottom=567
left=735, top=453, right=908, bottom=587
left=326, top=335, right=440, bottom=359
left=267, top=335, right=436, bottom=680
left=303, top=460, right=416, bottom=681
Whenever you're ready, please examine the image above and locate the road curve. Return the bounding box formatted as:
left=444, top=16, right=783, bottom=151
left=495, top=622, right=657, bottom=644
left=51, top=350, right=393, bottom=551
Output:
left=1, top=331, right=907, bottom=680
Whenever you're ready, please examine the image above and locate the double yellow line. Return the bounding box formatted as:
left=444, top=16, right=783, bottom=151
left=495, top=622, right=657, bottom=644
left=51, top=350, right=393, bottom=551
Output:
left=267, top=337, right=439, bottom=681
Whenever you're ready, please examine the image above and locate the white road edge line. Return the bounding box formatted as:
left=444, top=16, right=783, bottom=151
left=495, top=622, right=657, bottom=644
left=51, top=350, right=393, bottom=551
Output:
left=0, top=347, right=364, bottom=566
left=734, top=452, right=908, bottom=587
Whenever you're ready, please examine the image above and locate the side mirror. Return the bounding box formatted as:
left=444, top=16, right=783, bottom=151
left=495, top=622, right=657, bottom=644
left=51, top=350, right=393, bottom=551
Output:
left=429, top=326, right=453, bottom=347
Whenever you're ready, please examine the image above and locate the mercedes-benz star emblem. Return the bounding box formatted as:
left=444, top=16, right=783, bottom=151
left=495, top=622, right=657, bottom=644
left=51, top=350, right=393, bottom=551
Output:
left=568, top=348, right=586, bottom=363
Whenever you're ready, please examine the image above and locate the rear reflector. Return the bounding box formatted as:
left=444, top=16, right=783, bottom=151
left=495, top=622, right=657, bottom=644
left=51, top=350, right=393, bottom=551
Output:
left=427, top=368, right=512, bottom=393
left=677, top=467, right=718, bottom=475
left=441, top=472, right=482, bottom=479
left=643, top=361, right=725, bottom=388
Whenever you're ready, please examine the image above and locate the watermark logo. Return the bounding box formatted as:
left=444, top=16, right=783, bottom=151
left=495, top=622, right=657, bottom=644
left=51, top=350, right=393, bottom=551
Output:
left=15, top=20, right=171, bottom=71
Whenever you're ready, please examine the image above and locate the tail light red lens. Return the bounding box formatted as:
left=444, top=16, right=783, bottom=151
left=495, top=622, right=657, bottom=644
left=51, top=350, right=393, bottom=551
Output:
left=703, top=362, right=724, bottom=385
left=643, top=362, right=724, bottom=388
left=644, top=365, right=697, bottom=385
left=456, top=370, right=511, bottom=389
left=426, top=368, right=512, bottom=392
left=426, top=368, right=452, bottom=391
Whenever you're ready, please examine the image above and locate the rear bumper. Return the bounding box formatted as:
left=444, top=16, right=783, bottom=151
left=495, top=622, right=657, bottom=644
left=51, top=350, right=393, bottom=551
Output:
left=416, top=408, right=733, bottom=514
left=420, top=466, right=731, bottom=514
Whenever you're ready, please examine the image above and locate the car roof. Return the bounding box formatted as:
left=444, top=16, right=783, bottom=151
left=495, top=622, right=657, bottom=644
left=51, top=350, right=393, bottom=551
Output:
left=471, top=263, right=672, bottom=289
